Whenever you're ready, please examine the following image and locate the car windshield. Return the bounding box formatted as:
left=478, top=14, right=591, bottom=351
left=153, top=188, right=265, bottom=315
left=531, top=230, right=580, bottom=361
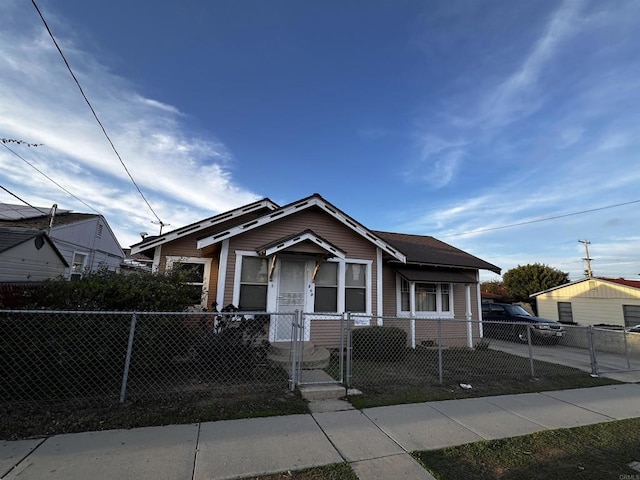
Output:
left=506, top=305, right=531, bottom=316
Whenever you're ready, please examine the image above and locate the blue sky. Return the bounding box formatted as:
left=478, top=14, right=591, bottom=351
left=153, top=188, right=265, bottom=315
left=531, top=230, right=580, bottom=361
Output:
left=1, top=0, right=639, bottom=281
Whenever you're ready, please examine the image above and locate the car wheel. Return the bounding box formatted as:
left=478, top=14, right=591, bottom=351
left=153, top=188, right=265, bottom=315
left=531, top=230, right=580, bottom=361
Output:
left=515, top=326, right=529, bottom=343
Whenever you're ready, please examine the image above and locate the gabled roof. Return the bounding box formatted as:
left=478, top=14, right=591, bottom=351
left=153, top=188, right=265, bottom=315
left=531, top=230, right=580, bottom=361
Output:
left=374, top=231, right=501, bottom=274
left=130, top=198, right=279, bottom=254
left=531, top=277, right=640, bottom=297
left=0, top=227, right=69, bottom=266
left=195, top=194, right=407, bottom=262
left=256, top=230, right=346, bottom=259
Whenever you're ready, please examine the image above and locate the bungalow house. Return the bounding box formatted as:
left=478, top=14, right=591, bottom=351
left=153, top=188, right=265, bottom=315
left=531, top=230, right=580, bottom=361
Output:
left=0, top=204, right=124, bottom=279
left=532, top=277, right=640, bottom=328
left=0, top=227, right=68, bottom=282
left=130, top=194, right=500, bottom=347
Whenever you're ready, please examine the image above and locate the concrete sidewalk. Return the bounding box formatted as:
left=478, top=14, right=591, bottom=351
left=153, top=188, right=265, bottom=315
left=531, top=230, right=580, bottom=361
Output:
left=2, top=383, right=640, bottom=480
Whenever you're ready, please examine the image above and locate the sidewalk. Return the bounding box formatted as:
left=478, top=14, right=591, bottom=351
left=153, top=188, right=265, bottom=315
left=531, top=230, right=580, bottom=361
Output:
left=2, top=383, right=640, bottom=480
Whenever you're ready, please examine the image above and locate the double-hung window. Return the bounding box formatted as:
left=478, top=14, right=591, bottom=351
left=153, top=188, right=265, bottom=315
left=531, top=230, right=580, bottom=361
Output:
left=166, top=256, right=211, bottom=307
left=399, top=278, right=453, bottom=317
left=70, top=253, right=87, bottom=280
left=313, top=260, right=370, bottom=313
left=345, top=263, right=367, bottom=312
left=314, top=262, right=338, bottom=312
left=239, top=256, right=269, bottom=310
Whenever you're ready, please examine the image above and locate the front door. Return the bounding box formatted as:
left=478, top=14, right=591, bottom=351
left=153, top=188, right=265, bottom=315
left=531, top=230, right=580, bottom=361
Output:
left=272, top=258, right=312, bottom=342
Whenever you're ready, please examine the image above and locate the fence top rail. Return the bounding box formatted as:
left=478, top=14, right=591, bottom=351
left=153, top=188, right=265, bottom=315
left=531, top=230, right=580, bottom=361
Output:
left=0, top=309, right=294, bottom=316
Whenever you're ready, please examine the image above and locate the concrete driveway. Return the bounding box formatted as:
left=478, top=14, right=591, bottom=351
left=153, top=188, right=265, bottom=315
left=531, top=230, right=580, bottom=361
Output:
left=488, top=339, right=640, bottom=383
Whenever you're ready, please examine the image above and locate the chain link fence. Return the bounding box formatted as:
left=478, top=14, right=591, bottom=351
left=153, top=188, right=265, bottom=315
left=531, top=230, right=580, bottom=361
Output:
left=0, top=310, right=288, bottom=405
left=337, top=316, right=639, bottom=392
left=3, top=310, right=638, bottom=408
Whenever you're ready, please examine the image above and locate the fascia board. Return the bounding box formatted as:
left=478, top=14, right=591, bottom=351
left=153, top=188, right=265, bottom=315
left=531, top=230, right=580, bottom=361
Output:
left=197, top=196, right=407, bottom=263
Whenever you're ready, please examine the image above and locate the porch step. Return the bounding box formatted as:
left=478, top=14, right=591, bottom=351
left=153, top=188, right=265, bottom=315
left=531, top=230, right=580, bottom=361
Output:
left=299, top=384, right=347, bottom=401
left=267, top=342, right=331, bottom=370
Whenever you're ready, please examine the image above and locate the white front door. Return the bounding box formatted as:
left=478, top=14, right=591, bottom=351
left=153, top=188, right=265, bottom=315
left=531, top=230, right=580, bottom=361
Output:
left=271, top=258, right=312, bottom=342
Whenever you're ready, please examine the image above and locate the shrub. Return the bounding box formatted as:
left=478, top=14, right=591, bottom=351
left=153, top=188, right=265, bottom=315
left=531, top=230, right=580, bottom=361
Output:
left=26, top=267, right=202, bottom=312
left=352, top=326, right=407, bottom=361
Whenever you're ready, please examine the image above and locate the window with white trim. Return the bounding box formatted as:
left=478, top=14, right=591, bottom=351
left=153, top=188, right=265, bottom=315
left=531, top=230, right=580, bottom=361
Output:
left=239, top=256, right=268, bottom=310
left=345, top=263, right=367, bottom=312
left=166, top=256, right=211, bottom=307
left=314, top=262, right=338, bottom=312
left=399, top=278, right=453, bottom=316
left=70, top=253, right=87, bottom=280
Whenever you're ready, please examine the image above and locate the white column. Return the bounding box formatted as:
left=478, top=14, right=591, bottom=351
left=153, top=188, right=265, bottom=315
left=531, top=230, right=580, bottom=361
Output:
left=410, top=282, right=416, bottom=349
left=465, top=283, right=473, bottom=348
left=216, top=239, right=229, bottom=308
left=376, top=248, right=383, bottom=325
left=152, top=245, right=162, bottom=273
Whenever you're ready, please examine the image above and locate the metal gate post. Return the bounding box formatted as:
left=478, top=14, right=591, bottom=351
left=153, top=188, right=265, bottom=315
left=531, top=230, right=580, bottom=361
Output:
left=437, top=318, right=443, bottom=384
left=622, top=328, right=631, bottom=369
left=296, top=310, right=304, bottom=385
left=289, top=312, right=298, bottom=391
left=120, top=312, right=138, bottom=403
left=526, top=325, right=535, bottom=377
left=587, top=325, right=599, bottom=376
left=339, top=313, right=345, bottom=384
left=346, top=312, right=352, bottom=388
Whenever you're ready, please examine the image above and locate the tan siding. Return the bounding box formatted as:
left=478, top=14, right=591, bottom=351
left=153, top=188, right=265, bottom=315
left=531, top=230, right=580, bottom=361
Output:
left=537, top=296, right=640, bottom=327
left=382, top=264, right=398, bottom=316
left=309, top=316, right=344, bottom=347
left=536, top=279, right=640, bottom=327
left=224, top=209, right=379, bottom=311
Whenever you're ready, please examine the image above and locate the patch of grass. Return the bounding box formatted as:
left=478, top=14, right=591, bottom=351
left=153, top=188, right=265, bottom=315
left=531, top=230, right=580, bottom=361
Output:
left=413, top=418, right=640, bottom=479
left=1, top=388, right=309, bottom=440
left=238, top=463, right=358, bottom=480
left=343, top=349, right=620, bottom=409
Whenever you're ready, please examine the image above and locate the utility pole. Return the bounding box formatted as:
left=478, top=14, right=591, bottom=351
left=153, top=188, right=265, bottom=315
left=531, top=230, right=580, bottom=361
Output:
left=579, top=239, right=593, bottom=278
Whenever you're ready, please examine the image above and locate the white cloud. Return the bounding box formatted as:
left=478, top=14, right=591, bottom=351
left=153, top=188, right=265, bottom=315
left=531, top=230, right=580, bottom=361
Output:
left=0, top=1, right=260, bottom=248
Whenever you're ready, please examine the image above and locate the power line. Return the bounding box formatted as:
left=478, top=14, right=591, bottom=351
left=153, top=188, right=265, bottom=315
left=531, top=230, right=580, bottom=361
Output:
left=1, top=143, right=102, bottom=215
left=0, top=185, right=49, bottom=215
left=30, top=0, right=164, bottom=226
left=443, top=199, right=640, bottom=237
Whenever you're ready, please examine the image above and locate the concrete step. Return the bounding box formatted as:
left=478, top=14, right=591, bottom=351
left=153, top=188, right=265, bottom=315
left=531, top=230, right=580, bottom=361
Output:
left=269, top=341, right=315, bottom=357
left=299, top=384, right=346, bottom=401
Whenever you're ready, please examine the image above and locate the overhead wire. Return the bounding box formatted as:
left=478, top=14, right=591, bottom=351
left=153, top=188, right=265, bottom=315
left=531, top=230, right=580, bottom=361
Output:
left=30, top=0, right=166, bottom=227
left=0, top=185, right=49, bottom=215
left=441, top=199, right=640, bottom=238
left=1, top=143, right=102, bottom=215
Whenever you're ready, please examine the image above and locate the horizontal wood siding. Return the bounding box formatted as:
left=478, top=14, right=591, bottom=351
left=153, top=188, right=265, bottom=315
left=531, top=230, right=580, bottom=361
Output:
left=309, top=316, right=344, bottom=347
left=0, top=242, right=66, bottom=282
left=538, top=280, right=640, bottom=300
left=382, top=264, right=398, bottom=316
left=225, top=209, right=378, bottom=311
left=537, top=296, right=640, bottom=327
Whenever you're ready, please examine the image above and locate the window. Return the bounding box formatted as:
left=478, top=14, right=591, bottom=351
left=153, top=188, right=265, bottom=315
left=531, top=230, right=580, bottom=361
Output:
left=239, top=256, right=268, bottom=310
left=557, top=302, right=573, bottom=323
left=70, top=253, right=87, bottom=280
left=416, top=283, right=437, bottom=311
left=345, top=263, right=366, bottom=312
left=166, top=256, right=211, bottom=307
left=400, top=278, right=410, bottom=311
left=399, top=278, right=453, bottom=316
left=623, top=305, right=640, bottom=328
left=314, top=262, right=338, bottom=312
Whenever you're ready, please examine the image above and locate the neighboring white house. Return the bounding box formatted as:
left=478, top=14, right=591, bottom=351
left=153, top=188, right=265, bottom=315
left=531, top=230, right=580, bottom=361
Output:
left=0, top=204, right=124, bottom=279
left=0, top=227, right=68, bottom=282
left=531, top=277, right=640, bottom=328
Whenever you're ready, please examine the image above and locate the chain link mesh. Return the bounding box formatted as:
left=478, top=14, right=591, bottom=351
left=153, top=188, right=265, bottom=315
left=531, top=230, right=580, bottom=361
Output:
left=0, top=310, right=288, bottom=405
left=343, top=316, right=635, bottom=391
left=2, top=310, right=636, bottom=408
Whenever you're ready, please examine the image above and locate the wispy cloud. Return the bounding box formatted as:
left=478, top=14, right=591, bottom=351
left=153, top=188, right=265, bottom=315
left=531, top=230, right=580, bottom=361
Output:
left=0, top=2, right=259, bottom=247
